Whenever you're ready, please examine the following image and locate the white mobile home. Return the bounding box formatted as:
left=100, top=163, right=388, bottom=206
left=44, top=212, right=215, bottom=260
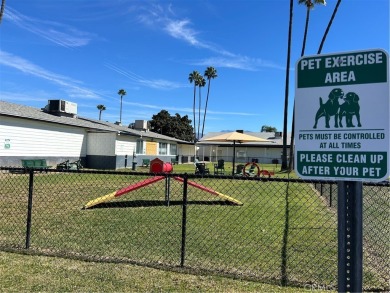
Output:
left=0, top=100, right=194, bottom=169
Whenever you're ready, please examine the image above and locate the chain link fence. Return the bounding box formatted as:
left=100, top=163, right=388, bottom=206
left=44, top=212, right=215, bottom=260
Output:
left=0, top=167, right=388, bottom=291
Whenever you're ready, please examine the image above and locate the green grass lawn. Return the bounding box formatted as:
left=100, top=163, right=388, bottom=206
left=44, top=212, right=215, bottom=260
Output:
left=0, top=168, right=387, bottom=291
left=0, top=251, right=333, bottom=292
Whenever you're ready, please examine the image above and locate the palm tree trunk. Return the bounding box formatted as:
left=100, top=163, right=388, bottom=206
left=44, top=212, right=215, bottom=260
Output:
left=288, top=105, right=295, bottom=170
left=120, top=96, right=123, bottom=123
left=192, top=86, right=197, bottom=142
left=317, top=0, right=342, bottom=54
left=301, top=7, right=310, bottom=57
left=197, top=88, right=201, bottom=140
left=0, top=0, right=6, bottom=23
left=201, top=80, right=211, bottom=138
left=282, top=0, right=294, bottom=170
left=288, top=6, right=311, bottom=171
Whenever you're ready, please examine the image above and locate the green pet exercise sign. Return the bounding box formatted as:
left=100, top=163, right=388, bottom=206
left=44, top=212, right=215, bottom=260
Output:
left=294, top=49, right=389, bottom=182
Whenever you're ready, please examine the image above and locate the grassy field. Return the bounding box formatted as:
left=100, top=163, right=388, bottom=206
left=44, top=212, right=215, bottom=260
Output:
left=0, top=164, right=388, bottom=291
left=0, top=251, right=333, bottom=292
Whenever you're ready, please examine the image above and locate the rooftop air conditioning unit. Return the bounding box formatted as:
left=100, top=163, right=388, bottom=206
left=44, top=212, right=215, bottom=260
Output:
left=134, top=120, right=150, bottom=131
left=48, top=100, right=77, bottom=115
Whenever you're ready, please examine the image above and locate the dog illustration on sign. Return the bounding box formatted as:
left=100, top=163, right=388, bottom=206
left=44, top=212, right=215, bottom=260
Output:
left=338, top=92, right=362, bottom=128
left=313, top=88, right=362, bottom=129
left=313, top=88, right=344, bottom=129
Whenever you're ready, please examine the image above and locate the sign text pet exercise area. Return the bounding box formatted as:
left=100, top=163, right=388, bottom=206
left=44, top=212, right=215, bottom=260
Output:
left=294, top=49, right=389, bottom=181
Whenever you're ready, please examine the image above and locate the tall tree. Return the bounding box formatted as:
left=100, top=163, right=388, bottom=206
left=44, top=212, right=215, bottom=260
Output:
left=117, top=89, right=126, bottom=124
left=288, top=0, right=326, bottom=170
left=97, top=104, right=106, bottom=121
left=299, top=0, right=327, bottom=56
left=201, top=67, right=218, bottom=138
left=317, top=0, right=342, bottom=54
left=0, top=0, right=5, bottom=24
left=281, top=0, right=294, bottom=171
left=188, top=71, right=201, bottom=142
left=197, top=76, right=206, bottom=140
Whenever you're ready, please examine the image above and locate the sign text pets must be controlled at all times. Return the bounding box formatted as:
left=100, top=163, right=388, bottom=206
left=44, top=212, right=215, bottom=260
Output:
left=294, top=49, right=389, bottom=181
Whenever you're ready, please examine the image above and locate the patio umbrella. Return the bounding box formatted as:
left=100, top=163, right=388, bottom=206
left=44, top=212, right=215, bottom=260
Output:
left=202, top=131, right=270, bottom=175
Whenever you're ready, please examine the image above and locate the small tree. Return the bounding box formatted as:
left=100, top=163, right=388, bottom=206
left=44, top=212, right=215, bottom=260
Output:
left=261, top=125, right=278, bottom=132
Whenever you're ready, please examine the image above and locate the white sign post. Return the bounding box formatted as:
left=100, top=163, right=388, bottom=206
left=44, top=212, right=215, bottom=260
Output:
left=295, top=49, right=389, bottom=182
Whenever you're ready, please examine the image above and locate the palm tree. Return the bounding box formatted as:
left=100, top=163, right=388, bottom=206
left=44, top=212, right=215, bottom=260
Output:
left=317, top=0, right=342, bottom=54
left=188, top=71, right=201, bottom=142
left=288, top=0, right=326, bottom=170
left=201, top=67, right=218, bottom=138
left=0, top=0, right=6, bottom=24
left=117, top=89, right=126, bottom=124
left=197, top=76, right=206, bottom=140
left=299, top=0, right=327, bottom=56
left=281, top=0, right=294, bottom=171
left=97, top=104, right=106, bottom=121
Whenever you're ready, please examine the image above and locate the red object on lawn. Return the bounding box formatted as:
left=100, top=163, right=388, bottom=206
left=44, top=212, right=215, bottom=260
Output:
left=83, top=176, right=165, bottom=209
left=150, top=158, right=173, bottom=173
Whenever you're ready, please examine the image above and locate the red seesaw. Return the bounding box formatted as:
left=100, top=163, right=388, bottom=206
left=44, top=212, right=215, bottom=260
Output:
left=83, top=158, right=243, bottom=209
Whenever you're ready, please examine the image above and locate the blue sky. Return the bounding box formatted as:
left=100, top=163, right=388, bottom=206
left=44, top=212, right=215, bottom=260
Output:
left=0, top=0, right=389, bottom=135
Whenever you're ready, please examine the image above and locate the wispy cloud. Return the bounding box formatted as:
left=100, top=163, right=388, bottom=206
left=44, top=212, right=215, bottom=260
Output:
left=0, top=91, right=48, bottom=103
left=125, top=101, right=256, bottom=116
left=5, top=7, right=94, bottom=48
left=0, top=51, right=102, bottom=100
left=105, top=63, right=188, bottom=90
left=136, top=4, right=283, bottom=71
left=192, top=56, right=286, bottom=71
left=137, top=4, right=223, bottom=53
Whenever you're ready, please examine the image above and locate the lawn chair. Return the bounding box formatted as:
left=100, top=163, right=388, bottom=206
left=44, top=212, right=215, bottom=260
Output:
left=195, top=163, right=210, bottom=175
left=247, top=164, right=257, bottom=176
left=235, top=164, right=245, bottom=176
left=142, top=159, right=150, bottom=167
left=243, top=163, right=260, bottom=177
left=214, top=159, right=225, bottom=175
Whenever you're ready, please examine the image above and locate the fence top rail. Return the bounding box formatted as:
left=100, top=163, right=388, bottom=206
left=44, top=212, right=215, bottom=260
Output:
left=1, top=167, right=389, bottom=186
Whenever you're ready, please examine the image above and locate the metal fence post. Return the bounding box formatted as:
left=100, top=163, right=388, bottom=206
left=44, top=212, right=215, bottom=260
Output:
left=165, top=175, right=170, bottom=206
left=338, top=181, right=363, bottom=293
left=329, top=184, right=333, bottom=207
left=180, top=174, right=188, bottom=267
left=25, top=169, right=34, bottom=249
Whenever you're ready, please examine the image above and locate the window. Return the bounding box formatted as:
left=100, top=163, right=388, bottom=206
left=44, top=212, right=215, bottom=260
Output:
left=159, top=142, right=167, bottom=155
left=136, top=139, right=144, bottom=154
left=170, top=144, right=177, bottom=155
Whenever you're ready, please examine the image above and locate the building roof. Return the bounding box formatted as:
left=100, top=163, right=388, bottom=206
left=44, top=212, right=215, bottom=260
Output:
left=198, top=131, right=291, bottom=147
left=0, top=100, right=189, bottom=144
